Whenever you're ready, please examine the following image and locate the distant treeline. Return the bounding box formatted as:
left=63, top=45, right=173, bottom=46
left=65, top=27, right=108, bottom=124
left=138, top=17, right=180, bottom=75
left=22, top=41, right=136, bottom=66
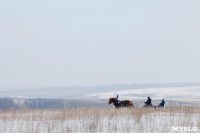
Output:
left=0, top=98, right=109, bottom=110
left=0, top=98, right=16, bottom=110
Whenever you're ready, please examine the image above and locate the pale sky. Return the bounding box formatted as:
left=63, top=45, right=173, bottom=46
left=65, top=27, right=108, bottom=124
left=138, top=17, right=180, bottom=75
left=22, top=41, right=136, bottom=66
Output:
left=0, top=0, right=200, bottom=90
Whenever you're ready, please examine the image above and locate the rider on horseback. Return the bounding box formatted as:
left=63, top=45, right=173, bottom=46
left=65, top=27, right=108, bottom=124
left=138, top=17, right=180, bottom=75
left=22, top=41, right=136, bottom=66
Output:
left=108, top=95, right=134, bottom=108
left=116, top=95, right=121, bottom=105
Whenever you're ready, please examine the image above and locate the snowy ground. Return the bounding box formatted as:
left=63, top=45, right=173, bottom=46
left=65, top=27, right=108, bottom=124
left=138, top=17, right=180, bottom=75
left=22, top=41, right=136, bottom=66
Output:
left=0, top=106, right=200, bottom=133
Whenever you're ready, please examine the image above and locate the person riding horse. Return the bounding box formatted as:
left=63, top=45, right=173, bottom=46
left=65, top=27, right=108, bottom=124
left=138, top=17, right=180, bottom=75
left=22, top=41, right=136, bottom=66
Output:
left=108, top=95, right=133, bottom=108
left=116, top=95, right=121, bottom=105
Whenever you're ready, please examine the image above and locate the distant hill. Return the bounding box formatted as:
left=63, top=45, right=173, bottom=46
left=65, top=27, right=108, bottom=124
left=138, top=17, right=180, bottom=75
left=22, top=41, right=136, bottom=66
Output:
left=0, top=98, right=109, bottom=110
left=0, top=83, right=200, bottom=99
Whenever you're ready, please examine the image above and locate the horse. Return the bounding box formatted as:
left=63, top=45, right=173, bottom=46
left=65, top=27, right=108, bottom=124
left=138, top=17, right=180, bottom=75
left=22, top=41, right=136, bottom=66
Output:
left=108, top=97, right=134, bottom=108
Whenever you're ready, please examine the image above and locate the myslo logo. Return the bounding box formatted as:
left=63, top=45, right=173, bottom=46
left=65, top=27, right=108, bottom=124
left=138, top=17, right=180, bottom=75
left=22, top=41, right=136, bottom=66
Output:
left=172, top=126, right=198, bottom=132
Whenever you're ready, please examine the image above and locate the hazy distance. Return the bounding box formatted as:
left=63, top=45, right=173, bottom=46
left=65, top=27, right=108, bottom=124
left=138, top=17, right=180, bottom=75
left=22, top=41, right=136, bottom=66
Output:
left=0, top=0, right=199, bottom=90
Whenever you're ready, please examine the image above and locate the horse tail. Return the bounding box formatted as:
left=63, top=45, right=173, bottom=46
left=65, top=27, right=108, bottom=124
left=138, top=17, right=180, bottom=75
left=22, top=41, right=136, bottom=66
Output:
left=129, top=101, right=134, bottom=107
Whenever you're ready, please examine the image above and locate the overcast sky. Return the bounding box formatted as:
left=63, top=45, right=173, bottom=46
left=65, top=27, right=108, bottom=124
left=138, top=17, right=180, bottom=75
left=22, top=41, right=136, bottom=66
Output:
left=0, top=0, right=200, bottom=90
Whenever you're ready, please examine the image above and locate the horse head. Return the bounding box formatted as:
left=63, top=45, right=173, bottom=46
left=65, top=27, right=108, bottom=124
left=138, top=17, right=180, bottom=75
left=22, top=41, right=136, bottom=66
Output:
left=108, top=97, right=117, bottom=104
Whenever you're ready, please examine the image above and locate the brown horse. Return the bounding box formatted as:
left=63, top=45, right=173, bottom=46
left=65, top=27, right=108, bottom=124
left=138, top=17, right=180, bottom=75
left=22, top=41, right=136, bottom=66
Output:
left=108, top=97, right=134, bottom=108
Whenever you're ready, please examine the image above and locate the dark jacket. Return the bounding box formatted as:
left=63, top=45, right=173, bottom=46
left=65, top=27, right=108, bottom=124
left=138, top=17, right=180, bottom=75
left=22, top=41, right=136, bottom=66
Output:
left=159, top=100, right=165, bottom=106
left=145, top=98, right=152, bottom=105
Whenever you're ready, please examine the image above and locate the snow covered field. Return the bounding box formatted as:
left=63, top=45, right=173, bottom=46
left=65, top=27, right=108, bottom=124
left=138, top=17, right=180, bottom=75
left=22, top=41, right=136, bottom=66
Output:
left=0, top=106, right=200, bottom=133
